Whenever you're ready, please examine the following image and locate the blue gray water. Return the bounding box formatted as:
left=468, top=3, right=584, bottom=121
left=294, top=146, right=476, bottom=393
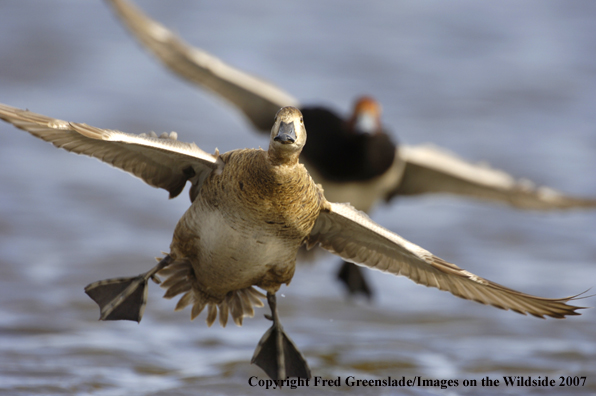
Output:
left=0, top=1, right=595, bottom=395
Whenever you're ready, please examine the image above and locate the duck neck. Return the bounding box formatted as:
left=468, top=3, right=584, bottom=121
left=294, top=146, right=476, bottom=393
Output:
left=267, top=147, right=301, bottom=167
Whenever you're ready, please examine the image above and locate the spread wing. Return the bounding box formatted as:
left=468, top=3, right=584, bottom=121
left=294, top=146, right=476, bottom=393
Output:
left=0, top=103, right=222, bottom=199
left=106, top=0, right=298, bottom=131
left=308, top=202, right=585, bottom=318
left=387, top=144, right=596, bottom=210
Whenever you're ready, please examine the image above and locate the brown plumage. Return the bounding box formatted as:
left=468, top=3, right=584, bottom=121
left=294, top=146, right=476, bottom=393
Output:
left=166, top=144, right=324, bottom=326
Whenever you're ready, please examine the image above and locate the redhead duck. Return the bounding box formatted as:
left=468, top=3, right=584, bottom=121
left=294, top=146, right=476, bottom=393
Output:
left=104, top=0, right=596, bottom=299
left=0, top=102, right=586, bottom=379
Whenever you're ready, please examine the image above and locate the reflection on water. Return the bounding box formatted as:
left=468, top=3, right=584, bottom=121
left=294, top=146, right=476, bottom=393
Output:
left=0, top=1, right=595, bottom=395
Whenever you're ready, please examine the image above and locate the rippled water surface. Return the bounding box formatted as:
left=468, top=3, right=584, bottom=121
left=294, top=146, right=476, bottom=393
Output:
left=1, top=1, right=595, bottom=395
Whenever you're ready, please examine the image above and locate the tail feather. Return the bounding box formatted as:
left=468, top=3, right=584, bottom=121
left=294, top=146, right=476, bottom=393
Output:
left=191, top=299, right=207, bottom=320
left=158, top=261, right=191, bottom=276
left=175, top=291, right=193, bottom=311
left=230, top=295, right=244, bottom=326
left=163, top=279, right=191, bottom=298
left=218, top=301, right=229, bottom=327
left=161, top=272, right=188, bottom=288
left=245, top=288, right=266, bottom=307
left=158, top=259, right=265, bottom=327
left=238, top=289, right=255, bottom=317
left=206, top=304, right=218, bottom=327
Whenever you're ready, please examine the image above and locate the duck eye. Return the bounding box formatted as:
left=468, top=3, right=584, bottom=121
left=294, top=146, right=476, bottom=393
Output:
left=300, top=117, right=304, bottom=125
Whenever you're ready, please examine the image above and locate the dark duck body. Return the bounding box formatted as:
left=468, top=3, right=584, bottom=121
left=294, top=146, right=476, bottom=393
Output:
left=300, top=103, right=395, bottom=183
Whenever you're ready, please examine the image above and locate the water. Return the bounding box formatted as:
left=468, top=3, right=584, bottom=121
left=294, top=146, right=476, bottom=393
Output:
left=0, top=1, right=595, bottom=395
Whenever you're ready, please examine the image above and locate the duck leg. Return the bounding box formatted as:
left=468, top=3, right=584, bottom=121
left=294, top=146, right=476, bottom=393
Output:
left=84, top=255, right=173, bottom=322
left=337, top=261, right=373, bottom=300
left=251, top=292, right=311, bottom=380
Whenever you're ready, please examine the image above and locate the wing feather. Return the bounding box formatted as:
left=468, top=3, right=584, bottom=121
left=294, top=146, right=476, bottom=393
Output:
left=106, top=0, right=299, bottom=131
left=0, top=103, right=222, bottom=198
left=388, top=144, right=596, bottom=210
left=309, top=202, right=586, bottom=318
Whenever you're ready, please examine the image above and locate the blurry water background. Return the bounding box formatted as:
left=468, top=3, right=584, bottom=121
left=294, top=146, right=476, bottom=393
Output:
left=0, top=1, right=595, bottom=395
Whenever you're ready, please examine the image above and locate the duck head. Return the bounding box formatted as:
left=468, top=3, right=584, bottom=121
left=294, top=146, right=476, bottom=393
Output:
left=268, top=106, right=307, bottom=165
left=348, top=96, right=383, bottom=135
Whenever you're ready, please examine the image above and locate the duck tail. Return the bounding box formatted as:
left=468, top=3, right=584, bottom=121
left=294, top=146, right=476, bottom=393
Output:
left=216, top=287, right=267, bottom=327
left=157, top=259, right=266, bottom=327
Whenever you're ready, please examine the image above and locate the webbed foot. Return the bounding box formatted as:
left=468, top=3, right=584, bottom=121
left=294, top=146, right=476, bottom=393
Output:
left=251, top=292, right=311, bottom=380
left=84, top=255, right=173, bottom=322
left=337, top=261, right=373, bottom=300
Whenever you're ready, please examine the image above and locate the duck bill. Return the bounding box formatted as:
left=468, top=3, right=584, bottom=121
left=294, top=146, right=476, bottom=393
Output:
left=274, top=121, right=296, bottom=144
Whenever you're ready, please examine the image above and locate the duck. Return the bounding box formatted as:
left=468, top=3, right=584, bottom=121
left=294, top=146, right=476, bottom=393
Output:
left=104, top=0, right=596, bottom=299
left=0, top=102, right=587, bottom=380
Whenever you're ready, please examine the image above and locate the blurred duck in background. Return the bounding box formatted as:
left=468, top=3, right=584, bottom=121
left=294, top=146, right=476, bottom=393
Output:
left=104, top=0, right=596, bottom=299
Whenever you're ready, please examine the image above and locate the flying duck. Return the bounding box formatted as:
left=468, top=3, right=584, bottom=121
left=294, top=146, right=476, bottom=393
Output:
left=104, top=0, right=596, bottom=299
left=0, top=102, right=586, bottom=380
